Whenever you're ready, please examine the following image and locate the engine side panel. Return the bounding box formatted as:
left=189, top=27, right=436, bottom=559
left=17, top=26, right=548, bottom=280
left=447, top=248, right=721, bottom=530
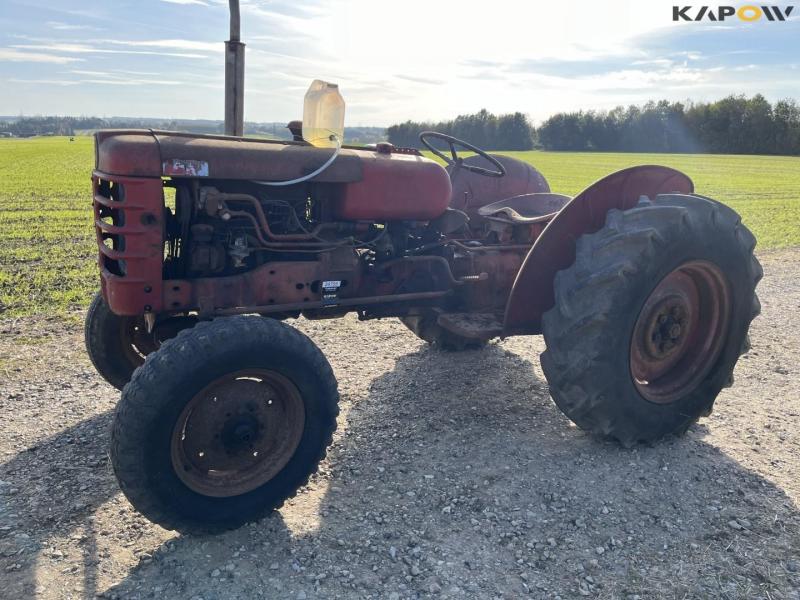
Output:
left=503, top=166, right=695, bottom=335
left=332, top=153, right=452, bottom=221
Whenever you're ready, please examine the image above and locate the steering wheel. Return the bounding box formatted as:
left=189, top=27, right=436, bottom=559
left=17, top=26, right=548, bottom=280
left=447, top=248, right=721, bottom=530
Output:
left=419, top=132, right=506, bottom=178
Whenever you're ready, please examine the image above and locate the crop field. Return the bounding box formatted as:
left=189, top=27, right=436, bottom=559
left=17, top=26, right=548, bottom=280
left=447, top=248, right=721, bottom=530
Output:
left=0, top=136, right=798, bottom=318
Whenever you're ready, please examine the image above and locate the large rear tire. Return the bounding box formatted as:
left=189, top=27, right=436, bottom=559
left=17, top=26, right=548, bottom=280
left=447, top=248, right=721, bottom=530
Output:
left=110, top=315, right=339, bottom=533
left=540, top=194, right=761, bottom=446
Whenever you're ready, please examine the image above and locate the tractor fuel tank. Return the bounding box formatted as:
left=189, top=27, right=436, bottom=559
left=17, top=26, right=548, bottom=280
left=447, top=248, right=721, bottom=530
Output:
left=331, top=151, right=452, bottom=221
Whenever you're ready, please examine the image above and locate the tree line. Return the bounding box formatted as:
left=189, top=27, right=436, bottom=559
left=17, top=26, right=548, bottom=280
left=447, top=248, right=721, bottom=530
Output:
left=387, top=109, right=535, bottom=151
left=0, top=116, right=108, bottom=137
left=386, top=95, right=800, bottom=155
left=537, top=95, right=800, bottom=155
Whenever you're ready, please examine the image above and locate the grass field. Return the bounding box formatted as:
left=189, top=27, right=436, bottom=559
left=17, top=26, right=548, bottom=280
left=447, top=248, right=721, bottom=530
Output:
left=1, top=136, right=798, bottom=318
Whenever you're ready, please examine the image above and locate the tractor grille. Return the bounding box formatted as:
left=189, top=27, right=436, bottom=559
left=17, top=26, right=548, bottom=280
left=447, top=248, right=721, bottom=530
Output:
left=94, top=178, right=127, bottom=276
left=91, top=174, right=165, bottom=315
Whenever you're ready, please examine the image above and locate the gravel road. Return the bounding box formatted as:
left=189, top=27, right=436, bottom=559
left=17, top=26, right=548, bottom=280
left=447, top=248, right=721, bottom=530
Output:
left=1, top=249, right=799, bottom=600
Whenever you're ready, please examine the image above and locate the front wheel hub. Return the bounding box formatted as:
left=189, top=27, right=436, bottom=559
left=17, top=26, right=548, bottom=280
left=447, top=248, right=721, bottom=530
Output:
left=630, top=260, right=731, bottom=404
left=170, top=369, right=305, bottom=497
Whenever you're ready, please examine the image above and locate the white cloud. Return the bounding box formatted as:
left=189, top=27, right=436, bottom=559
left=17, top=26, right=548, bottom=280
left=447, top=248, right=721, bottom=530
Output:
left=80, top=78, right=183, bottom=86
left=46, top=21, right=95, bottom=31
left=161, top=0, right=209, bottom=5
left=0, top=48, right=83, bottom=64
left=102, top=38, right=220, bottom=52
left=11, top=77, right=200, bottom=88
left=11, top=42, right=211, bottom=60
left=9, top=79, right=82, bottom=86
left=70, top=69, right=162, bottom=77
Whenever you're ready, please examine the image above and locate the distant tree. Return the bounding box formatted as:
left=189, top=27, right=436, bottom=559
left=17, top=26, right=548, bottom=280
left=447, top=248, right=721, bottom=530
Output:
left=773, top=99, right=800, bottom=155
left=496, top=112, right=534, bottom=150
left=387, top=110, right=535, bottom=150
left=537, top=113, right=587, bottom=151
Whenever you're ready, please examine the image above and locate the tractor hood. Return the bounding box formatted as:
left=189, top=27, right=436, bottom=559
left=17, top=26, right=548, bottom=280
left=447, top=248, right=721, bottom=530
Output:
left=95, top=129, right=365, bottom=182
left=94, top=129, right=453, bottom=222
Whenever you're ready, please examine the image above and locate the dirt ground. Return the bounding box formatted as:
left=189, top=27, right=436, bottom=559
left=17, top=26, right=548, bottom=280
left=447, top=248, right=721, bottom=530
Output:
left=0, top=249, right=798, bottom=600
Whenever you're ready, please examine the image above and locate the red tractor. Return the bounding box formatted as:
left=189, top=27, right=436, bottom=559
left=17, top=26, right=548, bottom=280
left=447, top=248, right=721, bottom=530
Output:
left=85, top=128, right=760, bottom=532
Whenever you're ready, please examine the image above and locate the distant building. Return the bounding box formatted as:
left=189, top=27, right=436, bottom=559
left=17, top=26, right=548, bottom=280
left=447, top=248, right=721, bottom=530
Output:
left=0, top=132, right=13, bottom=138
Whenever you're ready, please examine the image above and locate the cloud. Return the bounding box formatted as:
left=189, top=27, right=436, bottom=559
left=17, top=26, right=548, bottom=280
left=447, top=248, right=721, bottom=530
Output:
left=8, top=78, right=82, bottom=86
left=11, top=77, right=191, bottom=88
left=0, top=48, right=83, bottom=64
left=70, top=69, right=161, bottom=77
left=102, top=39, right=220, bottom=52
left=395, top=75, right=445, bottom=86
left=11, top=43, right=210, bottom=60
left=161, top=0, right=209, bottom=5
left=46, top=21, right=96, bottom=31
left=79, top=78, right=183, bottom=87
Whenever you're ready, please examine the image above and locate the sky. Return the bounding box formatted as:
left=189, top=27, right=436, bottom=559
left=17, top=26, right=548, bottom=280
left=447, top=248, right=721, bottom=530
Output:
left=0, top=0, right=798, bottom=126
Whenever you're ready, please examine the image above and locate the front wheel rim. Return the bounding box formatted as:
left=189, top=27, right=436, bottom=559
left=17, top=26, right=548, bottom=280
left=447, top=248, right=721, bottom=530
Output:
left=630, top=260, right=731, bottom=404
left=170, top=369, right=306, bottom=497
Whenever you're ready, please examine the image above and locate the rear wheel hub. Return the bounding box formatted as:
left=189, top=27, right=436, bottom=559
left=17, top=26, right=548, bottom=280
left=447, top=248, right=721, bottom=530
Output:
left=630, top=260, right=731, bottom=404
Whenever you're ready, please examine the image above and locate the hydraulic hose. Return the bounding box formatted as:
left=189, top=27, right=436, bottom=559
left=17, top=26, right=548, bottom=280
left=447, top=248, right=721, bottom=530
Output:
left=255, top=132, right=342, bottom=187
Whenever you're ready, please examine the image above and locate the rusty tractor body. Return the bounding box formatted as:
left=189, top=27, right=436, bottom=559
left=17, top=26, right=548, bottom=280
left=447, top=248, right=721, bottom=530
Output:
left=86, top=128, right=761, bottom=532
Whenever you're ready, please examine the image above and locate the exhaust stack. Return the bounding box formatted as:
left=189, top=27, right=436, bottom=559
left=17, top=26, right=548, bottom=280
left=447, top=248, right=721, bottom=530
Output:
left=224, top=0, right=244, bottom=137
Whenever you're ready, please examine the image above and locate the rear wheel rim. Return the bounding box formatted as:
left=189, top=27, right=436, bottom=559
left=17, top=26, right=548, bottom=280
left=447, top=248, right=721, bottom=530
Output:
left=170, top=369, right=306, bottom=497
left=630, top=260, right=731, bottom=404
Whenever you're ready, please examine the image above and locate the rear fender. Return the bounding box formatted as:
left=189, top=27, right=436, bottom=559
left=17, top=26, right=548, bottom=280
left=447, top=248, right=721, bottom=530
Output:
left=502, top=165, right=694, bottom=335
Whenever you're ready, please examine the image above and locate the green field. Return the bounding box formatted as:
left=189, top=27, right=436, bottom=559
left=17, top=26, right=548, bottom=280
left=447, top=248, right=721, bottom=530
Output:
left=1, top=136, right=798, bottom=318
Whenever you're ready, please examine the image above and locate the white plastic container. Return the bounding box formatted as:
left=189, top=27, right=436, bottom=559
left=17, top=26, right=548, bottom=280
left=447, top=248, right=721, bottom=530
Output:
left=302, top=80, right=345, bottom=148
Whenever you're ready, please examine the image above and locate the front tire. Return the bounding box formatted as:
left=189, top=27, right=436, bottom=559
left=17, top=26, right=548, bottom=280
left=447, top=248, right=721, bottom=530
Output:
left=84, top=292, right=149, bottom=390
left=111, top=315, right=339, bottom=533
left=84, top=292, right=197, bottom=390
left=540, top=194, right=761, bottom=446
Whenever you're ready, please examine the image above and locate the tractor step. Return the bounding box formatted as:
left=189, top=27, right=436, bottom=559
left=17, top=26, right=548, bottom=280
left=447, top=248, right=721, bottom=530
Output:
left=436, top=312, right=504, bottom=340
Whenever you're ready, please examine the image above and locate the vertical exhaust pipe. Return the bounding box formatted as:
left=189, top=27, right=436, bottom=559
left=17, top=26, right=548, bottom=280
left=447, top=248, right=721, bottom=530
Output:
left=224, top=0, right=245, bottom=136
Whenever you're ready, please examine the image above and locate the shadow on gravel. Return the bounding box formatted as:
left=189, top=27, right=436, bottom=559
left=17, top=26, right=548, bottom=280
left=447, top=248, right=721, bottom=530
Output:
left=0, top=411, right=114, bottom=598
left=3, top=344, right=799, bottom=599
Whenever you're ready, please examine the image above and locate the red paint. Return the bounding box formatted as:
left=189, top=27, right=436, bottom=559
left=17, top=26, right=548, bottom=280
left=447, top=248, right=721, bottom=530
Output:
left=95, top=129, right=367, bottom=182
left=449, top=155, right=550, bottom=216
left=503, top=166, right=694, bottom=335
left=333, top=153, right=452, bottom=221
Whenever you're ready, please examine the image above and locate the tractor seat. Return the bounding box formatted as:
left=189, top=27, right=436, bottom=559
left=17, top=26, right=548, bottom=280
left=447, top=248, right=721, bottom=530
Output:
left=477, top=193, right=571, bottom=224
